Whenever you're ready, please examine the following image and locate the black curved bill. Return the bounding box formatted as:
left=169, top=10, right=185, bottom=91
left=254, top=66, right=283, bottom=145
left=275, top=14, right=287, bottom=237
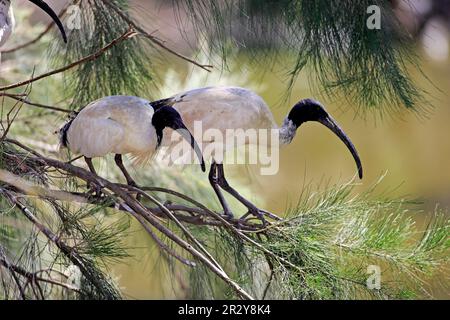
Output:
left=318, top=116, right=363, bottom=179
left=170, top=121, right=206, bottom=172
left=28, top=0, right=67, bottom=43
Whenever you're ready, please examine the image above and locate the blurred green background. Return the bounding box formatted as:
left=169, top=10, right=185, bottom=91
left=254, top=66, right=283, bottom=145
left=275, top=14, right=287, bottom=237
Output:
left=116, top=0, right=450, bottom=299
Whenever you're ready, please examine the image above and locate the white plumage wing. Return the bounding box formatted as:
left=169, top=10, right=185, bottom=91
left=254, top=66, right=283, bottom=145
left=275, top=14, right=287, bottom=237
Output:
left=66, top=96, right=156, bottom=160
left=67, top=117, right=124, bottom=158
left=159, top=86, right=277, bottom=165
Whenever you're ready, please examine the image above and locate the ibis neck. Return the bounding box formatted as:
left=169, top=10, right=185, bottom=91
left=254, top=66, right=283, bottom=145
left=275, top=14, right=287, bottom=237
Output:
left=279, top=117, right=298, bottom=145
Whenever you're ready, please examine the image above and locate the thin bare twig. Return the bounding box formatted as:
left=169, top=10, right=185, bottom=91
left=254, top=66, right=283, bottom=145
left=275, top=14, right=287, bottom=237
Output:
left=4, top=138, right=296, bottom=278
left=0, top=254, right=80, bottom=295
left=0, top=190, right=117, bottom=298
left=0, top=93, right=72, bottom=114
left=2, top=140, right=262, bottom=299
left=0, top=29, right=137, bottom=92
left=127, top=210, right=197, bottom=267
left=0, top=247, right=26, bottom=299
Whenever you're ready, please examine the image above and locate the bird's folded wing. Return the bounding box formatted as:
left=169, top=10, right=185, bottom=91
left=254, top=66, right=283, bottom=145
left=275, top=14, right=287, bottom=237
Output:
left=68, top=118, right=124, bottom=158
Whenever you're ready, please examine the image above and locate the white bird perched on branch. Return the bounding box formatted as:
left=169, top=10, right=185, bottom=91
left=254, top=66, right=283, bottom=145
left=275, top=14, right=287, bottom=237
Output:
left=150, top=86, right=363, bottom=221
left=59, top=96, right=206, bottom=189
left=0, top=0, right=66, bottom=50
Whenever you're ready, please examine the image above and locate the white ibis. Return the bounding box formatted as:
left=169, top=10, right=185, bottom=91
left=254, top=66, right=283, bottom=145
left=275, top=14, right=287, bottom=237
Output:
left=0, top=0, right=67, bottom=49
left=151, top=86, right=363, bottom=220
left=59, top=96, right=205, bottom=189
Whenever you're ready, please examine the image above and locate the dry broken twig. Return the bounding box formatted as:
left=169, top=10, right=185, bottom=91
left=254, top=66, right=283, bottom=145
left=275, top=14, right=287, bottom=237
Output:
left=1, top=138, right=266, bottom=300
left=0, top=28, right=137, bottom=92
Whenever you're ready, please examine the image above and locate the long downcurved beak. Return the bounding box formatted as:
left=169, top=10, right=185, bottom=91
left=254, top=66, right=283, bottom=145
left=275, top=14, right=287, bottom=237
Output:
left=28, top=0, right=67, bottom=43
left=170, top=120, right=206, bottom=172
left=318, top=116, right=363, bottom=179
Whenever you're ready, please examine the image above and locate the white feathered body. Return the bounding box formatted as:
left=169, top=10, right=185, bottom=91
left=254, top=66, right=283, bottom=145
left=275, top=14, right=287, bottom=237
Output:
left=66, top=96, right=157, bottom=163
left=169, top=86, right=276, bottom=134
left=0, top=0, right=14, bottom=48
left=159, top=86, right=278, bottom=163
left=64, top=87, right=282, bottom=167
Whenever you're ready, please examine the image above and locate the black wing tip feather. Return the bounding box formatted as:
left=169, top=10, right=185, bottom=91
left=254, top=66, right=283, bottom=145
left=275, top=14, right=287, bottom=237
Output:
left=59, top=118, right=74, bottom=148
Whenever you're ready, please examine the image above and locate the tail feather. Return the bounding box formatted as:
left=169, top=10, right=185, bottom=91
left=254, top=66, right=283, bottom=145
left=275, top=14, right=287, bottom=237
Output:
left=59, top=118, right=74, bottom=148
left=149, top=97, right=176, bottom=111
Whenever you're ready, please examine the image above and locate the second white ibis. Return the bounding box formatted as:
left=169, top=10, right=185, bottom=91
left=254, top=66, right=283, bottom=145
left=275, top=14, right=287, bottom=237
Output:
left=151, top=86, right=363, bottom=220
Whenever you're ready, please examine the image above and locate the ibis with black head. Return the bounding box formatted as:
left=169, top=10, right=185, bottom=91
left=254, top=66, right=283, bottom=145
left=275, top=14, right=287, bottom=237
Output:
left=59, top=96, right=205, bottom=189
left=0, top=0, right=67, bottom=51
left=151, top=86, right=363, bottom=220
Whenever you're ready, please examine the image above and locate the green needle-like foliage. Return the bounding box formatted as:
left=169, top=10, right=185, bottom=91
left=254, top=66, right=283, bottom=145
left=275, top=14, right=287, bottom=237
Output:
left=1, top=1, right=448, bottom=300
left=173, top=0, right=427, bottom=114
left=49, top=0, right=155, bottom=109
left=0, top=144, right=125, bottom=299
left=185, top=180, right=449, bottom=299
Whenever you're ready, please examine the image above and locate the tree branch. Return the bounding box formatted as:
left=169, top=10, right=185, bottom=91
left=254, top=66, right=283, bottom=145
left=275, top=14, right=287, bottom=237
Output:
left=0, top=93, right=72, bottom=114
left=0, top=189, right=118, bottom=298
left=0, top=5, right=70, bottom=54
left=0, top=29, right=137, bottom=92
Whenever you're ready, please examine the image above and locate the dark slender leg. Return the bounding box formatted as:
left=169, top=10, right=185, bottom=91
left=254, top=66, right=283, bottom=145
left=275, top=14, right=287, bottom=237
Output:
left=216, top=164, right=266, bottom=223
left=84, top=157, right=101, bottom=195
left=114, top=154, right=137, bottom=186
left=114, top=154, right=141, bottom=201
left=209, top=162, right=233, bottom=218
left=84, top=157, right=97, bottom=175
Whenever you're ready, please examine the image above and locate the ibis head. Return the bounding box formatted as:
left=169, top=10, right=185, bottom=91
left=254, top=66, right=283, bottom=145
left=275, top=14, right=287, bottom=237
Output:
left=287, top=99, right=363, bottom=179
left=28, top=0, right=67, bottom=43
left=152, top=105, right=206, bottom=172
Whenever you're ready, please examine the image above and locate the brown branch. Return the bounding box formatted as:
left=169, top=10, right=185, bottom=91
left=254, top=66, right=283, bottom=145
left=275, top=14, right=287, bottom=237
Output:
left=0, top=247, right=26, bottom=299
left=100, top=0, right=213, bottom=72
left=125, top=208, right=197, bottom=267
left=0, top=29, right=137, bottom=92
left=0, top=163, right=261, bottom=231
left=4, top=138, right=297, bottom=280
left=128, top=185, right=225, bottom=273
left=135, top=186, right=301, bottom=272
left=25, top=155, right=253, bottom=300
left=1, top=190, right=117, bottom=298
left=0, top=5, right=70, bottom=54
left=4, top=139, right=295, bottom=275
left=0, top=93, right=72, bottom=114
left=2, top=140, right=263, bottom=299
left=0, top=252, right=80, bottom=297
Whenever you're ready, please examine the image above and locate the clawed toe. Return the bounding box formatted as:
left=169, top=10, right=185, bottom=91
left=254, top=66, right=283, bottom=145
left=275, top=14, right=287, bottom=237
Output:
left=240, top=208, right=268, bottom=226
left=128, top=181, right=138, bottom=188
left=86, top=183, right=103, bottom=198
left=223, top=210, right=234, bottom=220
left=125, top=181, right=142, bottom=201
